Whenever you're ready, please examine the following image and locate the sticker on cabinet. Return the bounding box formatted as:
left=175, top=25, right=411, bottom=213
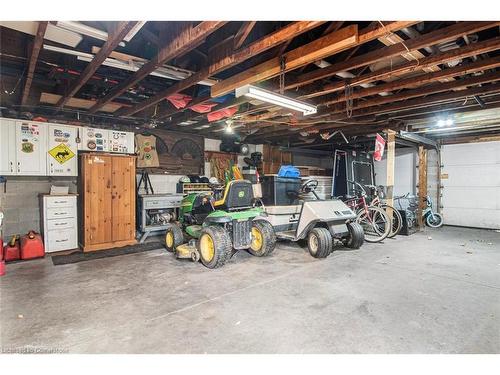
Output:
left=48, top=144, right=75, bottom=164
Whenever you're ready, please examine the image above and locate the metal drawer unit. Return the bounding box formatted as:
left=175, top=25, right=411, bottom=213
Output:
left=137, top=194, right=183, bottom=243
left=40, top=194, right=78, bottom=253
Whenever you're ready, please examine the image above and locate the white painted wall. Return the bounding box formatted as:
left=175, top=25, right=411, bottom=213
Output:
left=441, top=141, right=500, bottom=229
left=374, top=148, right=417, bottom=197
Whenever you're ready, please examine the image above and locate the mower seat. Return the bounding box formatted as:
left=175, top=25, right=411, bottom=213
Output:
left=214, top=180, right=254, bottom=211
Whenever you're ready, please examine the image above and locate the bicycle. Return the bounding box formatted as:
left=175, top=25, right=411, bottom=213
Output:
left=339, top=181, right=391, bottom=243
left=365, top=184, right=402, bottom=238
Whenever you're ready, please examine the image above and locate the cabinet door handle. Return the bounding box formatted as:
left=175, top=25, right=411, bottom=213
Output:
left=54, top=201, right=67, bottom=204
left=55, top=239, right=69, bottom=243
left=10, top=161, right=13, bottom=172
left=54, top=222, right=68, bottom=226
left=54, top=212, right=67, bottom=216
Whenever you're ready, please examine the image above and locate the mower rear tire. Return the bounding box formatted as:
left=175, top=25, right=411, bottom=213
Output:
left=164, top=224, right=184, bottom=252
left=248, top=220, right=276, bottom=257
left=307, top=227, right=332, bottom=258
left=342, top=222, right=365, bottom=249
left=198, top=226, right=232, bottom=269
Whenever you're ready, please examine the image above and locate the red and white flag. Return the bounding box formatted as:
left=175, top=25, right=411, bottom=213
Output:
left=373, top=133, right=386, bottom=161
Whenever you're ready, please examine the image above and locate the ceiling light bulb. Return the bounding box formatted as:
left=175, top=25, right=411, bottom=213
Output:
left=445, top=118, right=453, bottom=126
left=437, top=120, right=446, bottom=127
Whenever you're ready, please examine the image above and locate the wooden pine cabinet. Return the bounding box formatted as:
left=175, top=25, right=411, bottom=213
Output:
left=79, top=153, right=136, bottom=252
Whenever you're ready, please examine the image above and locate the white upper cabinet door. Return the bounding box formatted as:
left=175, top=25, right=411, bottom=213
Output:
left=15, top=120, right=48, bottom=175
left=108, top=130, right=135, bottom=154
left=47, top=124, right=78, bottom=176
left=0, top=118, right=17, bottom=175
left=81, top=127, right=109, bottom=152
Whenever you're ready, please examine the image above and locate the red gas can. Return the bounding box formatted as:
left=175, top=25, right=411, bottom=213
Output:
left=20, top=231, right=45, bottom=260
left=4, top=235, right=21, bottom=262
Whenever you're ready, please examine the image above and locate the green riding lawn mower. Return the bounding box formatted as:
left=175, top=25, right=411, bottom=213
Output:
left=164, top=180, right=276, bottom=269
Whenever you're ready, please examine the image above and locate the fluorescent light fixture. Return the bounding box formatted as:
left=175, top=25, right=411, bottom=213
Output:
left=123, top=21, right=146, bottom=42
left=56, top=21, right=125, bottom=47
left=235, top=85, right=317, bottom=116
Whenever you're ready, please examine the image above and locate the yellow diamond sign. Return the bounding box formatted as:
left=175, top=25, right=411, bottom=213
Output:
left=49, top=144, right=75, bottom=164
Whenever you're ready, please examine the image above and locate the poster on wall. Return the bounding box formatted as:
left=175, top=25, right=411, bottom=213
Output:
left=373, top=133, right=386, bottom=162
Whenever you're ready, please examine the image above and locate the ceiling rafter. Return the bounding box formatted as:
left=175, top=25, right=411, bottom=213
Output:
left=210, top=25, right=360, bottom=97
left=286, top=21, right=500, bottom=90
left=88, top=21, right=227, bottom=113
left=56, top=21, right=138, bottom=108
left=234, top=21, right=257, bottom=49
left=20, top=21, right=48, bottom=106
left=117, top=21, right=326, bottom=117
left=252, top=83, right=500, bottom=140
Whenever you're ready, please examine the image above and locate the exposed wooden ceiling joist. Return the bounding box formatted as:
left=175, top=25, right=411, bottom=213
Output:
left=286, top=21, right=500, bottom=89
left=234, top=21, right=257, bottom=49
left=88, top=21, right=227, bottom=113
left=56, top=21, right=138, bottom=108
left=210, top=25, right=360, bottom=97
left=321, top=56, right=500, bottom=106
left=118, top=21, right=326, bottom=117
left=250, top=83, right=500, bottom=140
left=20, top=21, right=48, bottom=106
left=300, top=35, right=500, bottom=99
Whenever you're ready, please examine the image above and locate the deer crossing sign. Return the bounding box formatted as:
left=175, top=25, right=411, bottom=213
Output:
left=48, top=143, right=75, bottom=164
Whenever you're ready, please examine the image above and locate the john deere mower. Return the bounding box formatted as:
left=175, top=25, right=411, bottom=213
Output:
left=164, top=180, right=276, bottom=269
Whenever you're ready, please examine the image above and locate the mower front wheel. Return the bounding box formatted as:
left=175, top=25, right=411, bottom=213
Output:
left=248, top=220, right=276, bottom=257
left=198, top=226, right=232, bottom=269
left=164, top=224, right=184, bottom=252
left=307, top=227, right=332, bottom=258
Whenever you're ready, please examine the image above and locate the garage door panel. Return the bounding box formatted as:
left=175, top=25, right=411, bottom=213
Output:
left=441, top=141, right=500, bottom=229
left=442, top=165, right=500, bottom=186
left=443, top=207, right=500, bottom=229
left=442, top=187, right=500, bottom=209
left=441, top=142, right=500, bottom=166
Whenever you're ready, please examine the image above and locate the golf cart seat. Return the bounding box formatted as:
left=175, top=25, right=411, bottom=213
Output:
left=214, top=180, right=254, bottom=211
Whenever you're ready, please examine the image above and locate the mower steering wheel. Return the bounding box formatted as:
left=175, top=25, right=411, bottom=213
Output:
left=301, top=179, right=319, bottom=194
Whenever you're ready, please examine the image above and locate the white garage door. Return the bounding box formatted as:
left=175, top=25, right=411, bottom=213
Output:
left=441, top=141, right=500, bottom=229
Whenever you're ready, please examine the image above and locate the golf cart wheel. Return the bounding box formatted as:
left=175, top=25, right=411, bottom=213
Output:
left=426, top=213, right=444, bottom=228
left=248, top=220, right=276, bottom=257
left=164, top=224, right=184, bottom=252
left=307, top=227, right=332, bottom=258
left=342, top=222, right=365, bottom=249
left=198, top=226, right=232, bottom=269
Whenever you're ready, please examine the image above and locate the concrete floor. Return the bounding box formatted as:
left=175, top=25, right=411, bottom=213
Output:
left=1, top=226, right=499, bottom=354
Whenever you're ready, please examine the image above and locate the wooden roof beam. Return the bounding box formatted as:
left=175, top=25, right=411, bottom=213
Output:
left=210, top=25, right=360, bottom=97
left=287, top=21, right=500, bottom=89
left=322, top=55, right=500, bottom=106
left=300, top=35, right=500, bottom=100
left=88, top=21, right=227, bottom=113
left=118, top=21, right=326, bottom=117
left=20, top=21, right=48, bottom=106
left=322, top=70, right=500, bottom=114
left=250, top=83, right=500, bottom=140
left=234, top=21, right=257, bottom=49
left=56, top=21, right=138, bottom=108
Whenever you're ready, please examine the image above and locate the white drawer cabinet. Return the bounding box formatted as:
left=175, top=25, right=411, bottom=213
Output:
left=40, top=194, right=78, bottom=253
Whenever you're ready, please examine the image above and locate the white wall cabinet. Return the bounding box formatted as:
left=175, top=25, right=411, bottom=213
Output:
left=15, top=120, right=48, bottom=175
left=0, top=118, right=17, bottom=175
left=47, top=124, right=78, bottom=176
left=1, top=118, right=135, bottom=176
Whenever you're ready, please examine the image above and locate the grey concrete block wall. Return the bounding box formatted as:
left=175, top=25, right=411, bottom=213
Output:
left=0, top=176, right=77, bottom=240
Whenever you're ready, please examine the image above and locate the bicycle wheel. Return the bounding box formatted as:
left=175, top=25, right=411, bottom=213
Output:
left=381, top=204, right=402, bottom=238
left=356, top=206, right=391, bottom=243
left=426, top=212, right=443, bottom=228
